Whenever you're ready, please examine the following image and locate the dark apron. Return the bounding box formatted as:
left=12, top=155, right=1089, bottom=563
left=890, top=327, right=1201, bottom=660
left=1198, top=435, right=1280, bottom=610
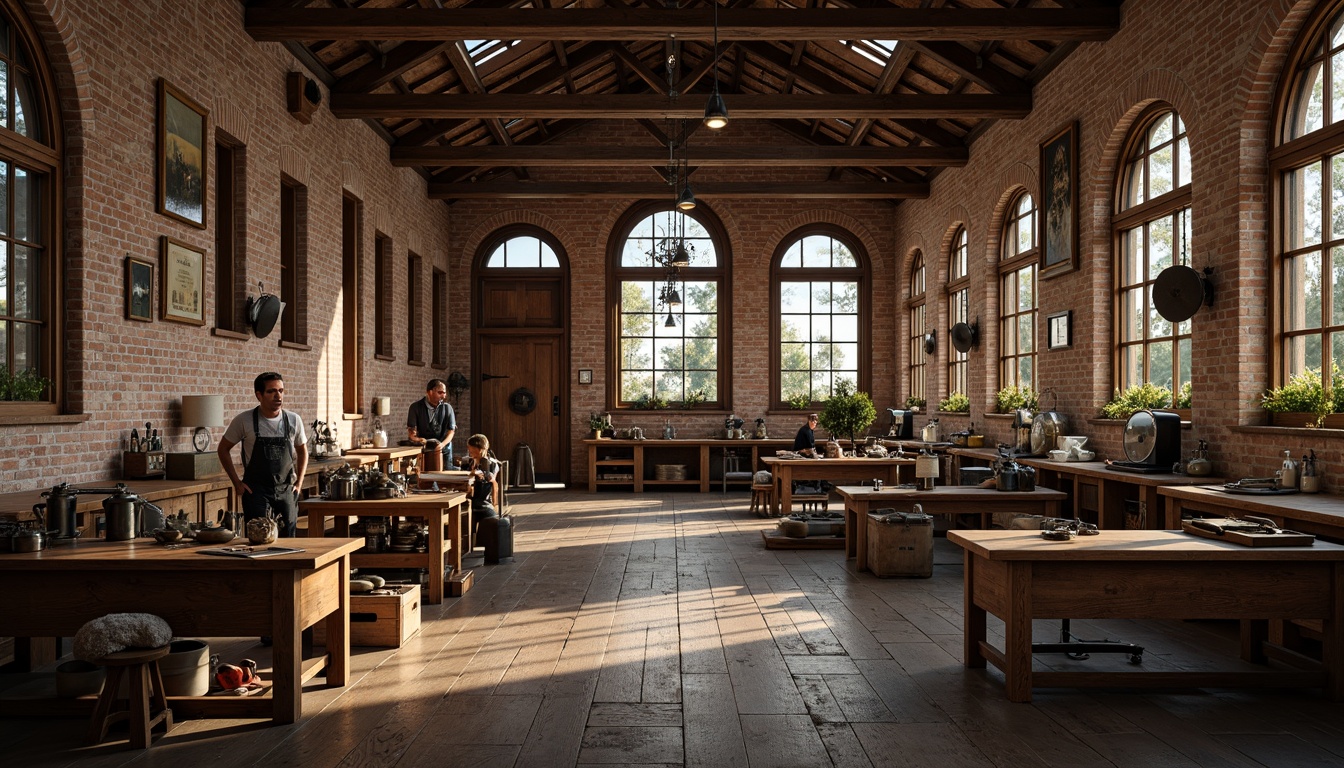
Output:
left=241, top=407, right=297, bottom=537
left=427, top=403, right=453, bottom=465
left=468, top=457, right=497, bottom=521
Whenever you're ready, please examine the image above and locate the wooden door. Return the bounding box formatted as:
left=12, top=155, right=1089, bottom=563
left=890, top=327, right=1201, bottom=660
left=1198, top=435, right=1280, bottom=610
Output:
left=478, top=334, right=564, bottom=483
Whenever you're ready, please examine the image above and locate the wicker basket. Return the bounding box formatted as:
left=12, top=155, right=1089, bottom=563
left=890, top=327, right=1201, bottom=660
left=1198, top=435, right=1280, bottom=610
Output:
left=654, top=464, right=687, bottom=481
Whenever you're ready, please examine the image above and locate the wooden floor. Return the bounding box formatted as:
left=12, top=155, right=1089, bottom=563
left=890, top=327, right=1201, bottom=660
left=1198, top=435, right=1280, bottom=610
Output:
left=3, top=489, right=1343, bottom=767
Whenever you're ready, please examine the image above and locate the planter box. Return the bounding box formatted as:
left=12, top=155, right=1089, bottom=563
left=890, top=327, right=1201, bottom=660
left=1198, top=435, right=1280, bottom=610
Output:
left=313, top=585, right=421, bottom=648
left=1268, top=412, right=1344, bottom=429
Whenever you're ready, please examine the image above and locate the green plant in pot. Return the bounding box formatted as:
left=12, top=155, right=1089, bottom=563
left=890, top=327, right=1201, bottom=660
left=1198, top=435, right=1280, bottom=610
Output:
left=1260, top=366, right=1344, bottom=426
left=904, top=396, right=925, bottom=412
left=0, top=365, right=52, bottom=401
left=786, top=392, right=812, bottom=410
left=586, top=412, right=606, bottom=438
left=682, top=389, right=708, bottom=409
left=994, top=384, right=1038, bottom=413
left=938, top=392, right=970, bottom=413
left=1101, top=382, right=1173, bottom=420
left=818, top=380, right=877, bottom=455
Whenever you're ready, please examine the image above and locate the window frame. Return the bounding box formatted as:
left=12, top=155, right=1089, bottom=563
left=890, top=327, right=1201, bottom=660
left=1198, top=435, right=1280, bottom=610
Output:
left=908, top=250, right=928, bottom=406
left=373, top=231, right=393, bottom=361
left=770, top=224, right=871, bottom=410
left=946, top=227, right=969, bottom=400
left=213, top=133, right=246, bottom=337
left=1112, top=105, right=1193, bottom=398
left=407, top=250, right=423, bottom=365
left=606, top=201, right=731, bottom=410
left=278, top=174, right=308, bottom=348
left=341, top=193, right=363, bottom=417
left=999, top=191, right=1038, bottom=390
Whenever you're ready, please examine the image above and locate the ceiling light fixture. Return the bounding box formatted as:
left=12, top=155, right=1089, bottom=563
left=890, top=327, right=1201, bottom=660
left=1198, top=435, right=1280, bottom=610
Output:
left=703, top=1, right=729, bottom=130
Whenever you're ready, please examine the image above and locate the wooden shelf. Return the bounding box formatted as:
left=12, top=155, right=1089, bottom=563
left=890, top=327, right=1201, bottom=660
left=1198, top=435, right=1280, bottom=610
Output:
left=643, top=479, right=701, bottom=485
left=596, top=459, right=635, bottom=465
left=353, top=553, right=440, bottom=568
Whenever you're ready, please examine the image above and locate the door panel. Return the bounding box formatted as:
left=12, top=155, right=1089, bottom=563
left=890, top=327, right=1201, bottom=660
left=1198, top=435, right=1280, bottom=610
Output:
left=479, top=335, right=563, bottom=482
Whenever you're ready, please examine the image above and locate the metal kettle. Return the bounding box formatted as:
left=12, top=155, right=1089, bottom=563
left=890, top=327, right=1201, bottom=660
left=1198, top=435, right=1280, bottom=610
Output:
left=36, top=482, right=82, bottom=539
left=102, top=484, right=159, bottom=541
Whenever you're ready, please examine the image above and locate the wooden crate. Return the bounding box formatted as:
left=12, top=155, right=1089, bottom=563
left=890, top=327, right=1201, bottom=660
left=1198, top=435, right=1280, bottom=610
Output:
left=314, top=585, right=421, bottom=647
left=866, top=512, right=933, bottom=578
left=449, top=569, right=473, bottom=596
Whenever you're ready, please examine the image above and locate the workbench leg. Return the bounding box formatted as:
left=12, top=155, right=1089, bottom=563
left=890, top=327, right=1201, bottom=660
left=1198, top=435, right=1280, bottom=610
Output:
left=1003, top=561, right=1033, bottom=702
left=963, top=553, right=986, bottom=669
left=854, top=503, right=869, bottom=572
left=1240, top=619, right=1268, bottom=665
left=1327, top=564, right=1344, bottom=701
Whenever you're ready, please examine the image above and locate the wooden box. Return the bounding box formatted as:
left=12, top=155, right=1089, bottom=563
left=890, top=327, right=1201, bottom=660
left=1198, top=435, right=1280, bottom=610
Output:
left=449, top=569, right=473, bottom=596
left=123, top=451, right=166, bottom=479
left=313, top=585, right=421, bottom=647
left=866, top=512, right=934, bottom=578
left=166, top=451, right=224, bottom=480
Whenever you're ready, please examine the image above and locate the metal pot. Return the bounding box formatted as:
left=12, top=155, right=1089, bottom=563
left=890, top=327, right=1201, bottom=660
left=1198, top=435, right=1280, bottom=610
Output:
left=12, top=528, right=45, bottom=552
left=102, top=485, right=142, bottom=541
left=326, top=474, right=361, bottom=500
left=37, top=482, right=81, bottom=539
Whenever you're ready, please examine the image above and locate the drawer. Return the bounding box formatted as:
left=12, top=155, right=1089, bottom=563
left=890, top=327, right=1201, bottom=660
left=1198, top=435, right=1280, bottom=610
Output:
left=202, top=489, right=231, bottom=522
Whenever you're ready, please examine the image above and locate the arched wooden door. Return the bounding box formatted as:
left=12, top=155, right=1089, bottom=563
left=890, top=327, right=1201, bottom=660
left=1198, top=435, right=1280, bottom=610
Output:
left=473, top=229, right=568, bottom=484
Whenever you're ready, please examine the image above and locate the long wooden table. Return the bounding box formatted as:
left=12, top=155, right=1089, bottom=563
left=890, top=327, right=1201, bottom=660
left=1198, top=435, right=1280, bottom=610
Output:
left=300, top=491, right=470, bottom=603
left=0, top=536, right=360, bottom=724
left=584, top=438, right=794, bottom=492
left=949, top=529, right=1344, bottom=702
left=1159, top=484, right=1344, bottom=540
left=343, top=445, right=425, bottom=474
left=836, top=485, right=1066, bottom=572
left=761, top=456, right=914, bottom=516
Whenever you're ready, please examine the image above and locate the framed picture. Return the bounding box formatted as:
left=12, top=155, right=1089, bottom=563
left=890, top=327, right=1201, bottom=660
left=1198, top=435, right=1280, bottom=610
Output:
left=160, top=236, right=206, bottom=325
left=578, top=369, right=593, bottom=385
left=1039, top=121, right=1079, bottom=279
left=157, top=78, right=208, bottom=229
left=1047, top=310, right=1072, bottom=350
left=125, top=255, right=154, bottom=322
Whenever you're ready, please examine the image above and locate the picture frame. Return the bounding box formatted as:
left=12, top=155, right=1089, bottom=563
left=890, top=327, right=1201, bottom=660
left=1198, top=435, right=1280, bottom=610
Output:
left=1046, top=310, right=1072, bottom=350
left=125, top=255, right=154, bottom=322
left=160, top=236, right=206, bottom=326
left=578, top=369, right=593, bottom=385
left=157, top=78, right=209, bottom=229
left=1039, top=121, right=1079, bottom=279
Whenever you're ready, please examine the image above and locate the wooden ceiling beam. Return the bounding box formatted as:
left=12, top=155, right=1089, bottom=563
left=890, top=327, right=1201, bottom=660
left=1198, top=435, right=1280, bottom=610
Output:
left=332, top=92, right=1031, bottom=120
left=392, top=144, right=969, bottom=167
left=901, top=40, right=1031, bottom=96
left=245, top=8, right=1120, bottom=42
left=427, top=181, right=928, bottom=199
left=333, top=41, right=451, bottom=94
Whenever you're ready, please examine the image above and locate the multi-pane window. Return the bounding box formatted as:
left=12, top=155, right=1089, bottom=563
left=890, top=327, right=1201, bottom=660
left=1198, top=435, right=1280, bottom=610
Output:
left=407, top=252, right=422, bottom=363
left=946, top=228, right=969, bottom=398
left=774, top=230, right=867, bottom=406
left=908, top=251, right=927, bottom=404
left=484, top=234, right=560, bottom=268
left=1000, top=192, right=1038, bottom=388
left=374, top=232, right=392, bottom=359
left=1276, top=6, right=1344, bottom=387
left=614, top=207, right=723, bottom=406
left=279, top=176, right=306, bottom=345
left=0, top=8, right=57, bottom=408
left=431, top=267, right=446, bottom=368
left=1115, top=108, right=1193, bottom=396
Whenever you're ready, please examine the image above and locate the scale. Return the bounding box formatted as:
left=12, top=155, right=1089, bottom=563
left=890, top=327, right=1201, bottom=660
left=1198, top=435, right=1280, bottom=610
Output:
left=1106, top=409, right=1181, bottom=474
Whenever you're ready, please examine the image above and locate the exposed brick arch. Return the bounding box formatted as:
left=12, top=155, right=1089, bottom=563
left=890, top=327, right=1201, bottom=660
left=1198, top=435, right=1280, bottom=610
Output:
left=461, top=208, right=578, bottom=270
left=981, top=178, right=1035, bottom=386
left=764, top=207, right=882, bottom=269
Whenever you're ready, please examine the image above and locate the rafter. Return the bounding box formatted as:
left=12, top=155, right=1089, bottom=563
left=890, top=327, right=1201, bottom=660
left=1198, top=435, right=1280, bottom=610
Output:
left=245, top=8, right=1121, bottom=43
left=427, top=180, right=928, bottom=200
left=332, top=93, right=1031, bottom=120
left=391, top=144, right=968, bottom=167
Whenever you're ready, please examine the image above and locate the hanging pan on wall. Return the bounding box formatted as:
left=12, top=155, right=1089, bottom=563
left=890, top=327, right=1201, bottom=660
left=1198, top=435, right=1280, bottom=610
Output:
left=949, top=320, right=979, bottom=353
left=923, top=332, right=937, bottom=356
left=246, top=282, right=286, bottom=339
left=1153, top=265, right=1214, bottom=323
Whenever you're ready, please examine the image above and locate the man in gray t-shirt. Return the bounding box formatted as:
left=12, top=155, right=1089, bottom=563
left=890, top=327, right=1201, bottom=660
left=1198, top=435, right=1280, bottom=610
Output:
left=407, top=378, right=456, bottom=464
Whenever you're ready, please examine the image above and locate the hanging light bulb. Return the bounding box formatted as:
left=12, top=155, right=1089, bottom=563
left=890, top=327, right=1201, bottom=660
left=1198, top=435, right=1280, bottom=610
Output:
left=703, top=0, right=728, bottom=130
left=664, top=313, right=677, bottom=328
left=665, top=282, right=682, bottom=307
left=676, top=182, right=697, bottom=211
left=672, top=243, right=691, bottom=268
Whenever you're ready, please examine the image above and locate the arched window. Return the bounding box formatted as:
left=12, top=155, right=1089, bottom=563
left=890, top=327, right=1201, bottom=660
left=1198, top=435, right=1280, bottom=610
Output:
left=1000, top=192, right=1038, bottom=389
left=1114, top=107, right=1192, bottom=399
left=483, top=234, right=561, bottom=268
left=772, top=227, right=869, bottom=407
left=0, top=3, right=60, bottom=413
left=610, top=204, right=728, bottom=408
left=1275, top=3, right=1344, bottom=391
left=908, top=251, right=927, bottom=406
left=946, top=227, right=969, bottom=399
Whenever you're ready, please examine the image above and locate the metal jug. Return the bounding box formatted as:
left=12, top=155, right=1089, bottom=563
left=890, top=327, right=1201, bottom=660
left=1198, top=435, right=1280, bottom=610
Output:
left=102, top=485, right=142, bottom=541
left=37, top=482, right=82, bottom=539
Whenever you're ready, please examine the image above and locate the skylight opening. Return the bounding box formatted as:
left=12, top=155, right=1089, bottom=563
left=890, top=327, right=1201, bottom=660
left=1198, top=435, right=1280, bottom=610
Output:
left=842, top=39, right=900, bottom=67
left=465, top=39, right=519, bottom=66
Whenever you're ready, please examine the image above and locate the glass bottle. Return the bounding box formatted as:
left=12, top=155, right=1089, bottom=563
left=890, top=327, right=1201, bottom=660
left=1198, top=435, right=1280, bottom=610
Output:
left=1279, top=449, right=1298, bottom=490
left=1301, top=451, right=1320, bottom=493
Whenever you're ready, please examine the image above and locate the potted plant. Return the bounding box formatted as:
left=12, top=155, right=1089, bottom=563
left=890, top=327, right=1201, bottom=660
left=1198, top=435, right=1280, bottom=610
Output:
left=0, top=365, right=52, bottom=401
left=938, top=392, right=970, bottom=413
left=818, top=380, right=877, bottom=456
left=994, top=384, right=1038, bottom=414
left=682, top=389, right=709, bottom=409
left=904, top=396, right=925, bottom=412
left=586, top=412, right=606, bottom=439
left=786, top=392, right=812, bottom=410
left=1261, top=367, right=1344, bottom=427
left=1100, top=382, right=1173, bottom=420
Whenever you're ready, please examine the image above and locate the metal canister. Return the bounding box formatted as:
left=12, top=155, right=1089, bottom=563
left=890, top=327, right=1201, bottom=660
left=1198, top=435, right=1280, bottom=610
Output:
left=872, top=478, right=883, bottom=490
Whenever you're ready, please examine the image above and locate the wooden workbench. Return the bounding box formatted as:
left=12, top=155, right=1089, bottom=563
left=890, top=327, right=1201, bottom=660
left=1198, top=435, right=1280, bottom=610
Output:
left=584, top=438, right=793, bottom=492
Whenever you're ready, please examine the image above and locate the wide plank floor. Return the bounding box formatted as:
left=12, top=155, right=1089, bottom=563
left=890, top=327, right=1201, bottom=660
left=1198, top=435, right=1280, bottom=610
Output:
left=2, top=489, right=1342, bottom=767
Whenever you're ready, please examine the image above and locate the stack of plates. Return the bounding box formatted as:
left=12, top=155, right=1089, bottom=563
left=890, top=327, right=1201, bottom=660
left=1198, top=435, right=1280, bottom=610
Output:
left=654, top=464, right=687, bottom=481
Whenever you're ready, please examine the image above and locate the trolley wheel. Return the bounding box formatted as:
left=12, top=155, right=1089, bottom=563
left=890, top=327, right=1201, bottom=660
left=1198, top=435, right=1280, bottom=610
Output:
left=1129, top=654, right=1143, bottom=665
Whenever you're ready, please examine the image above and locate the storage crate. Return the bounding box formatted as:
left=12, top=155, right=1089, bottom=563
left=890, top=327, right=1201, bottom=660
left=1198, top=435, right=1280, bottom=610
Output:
left=313, top=585, right=421, bottom=647
left=866, top=511, right=934, bottom=578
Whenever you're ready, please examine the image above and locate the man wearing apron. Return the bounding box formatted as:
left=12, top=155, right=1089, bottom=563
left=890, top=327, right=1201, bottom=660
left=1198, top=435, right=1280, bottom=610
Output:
left=406, top=378, right=456, bottom=469
left=218, top=372, right=309, bottom=537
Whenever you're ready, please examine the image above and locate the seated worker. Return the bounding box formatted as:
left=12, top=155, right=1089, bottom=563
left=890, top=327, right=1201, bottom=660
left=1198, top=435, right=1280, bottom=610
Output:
left=407, top=378, right=456, bottom=470
left=793, top=413, right=819, bottom=457
left=464, top=433, right=502, bottom=533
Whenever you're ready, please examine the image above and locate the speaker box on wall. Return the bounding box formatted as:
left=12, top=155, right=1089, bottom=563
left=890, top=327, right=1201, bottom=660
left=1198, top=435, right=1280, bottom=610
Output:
left=286, top=72, right=321, bottom=124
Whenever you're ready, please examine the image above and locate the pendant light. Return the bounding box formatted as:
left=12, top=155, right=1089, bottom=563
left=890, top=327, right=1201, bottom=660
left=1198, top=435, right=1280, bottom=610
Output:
left=664, top=312, right=678, bottom=328
left=703, top=0, right=728, bottom=130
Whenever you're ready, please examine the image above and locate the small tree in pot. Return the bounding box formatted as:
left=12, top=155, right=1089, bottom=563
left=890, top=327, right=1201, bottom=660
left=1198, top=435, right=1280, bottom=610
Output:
left=818, top=380, right=877, bottom=455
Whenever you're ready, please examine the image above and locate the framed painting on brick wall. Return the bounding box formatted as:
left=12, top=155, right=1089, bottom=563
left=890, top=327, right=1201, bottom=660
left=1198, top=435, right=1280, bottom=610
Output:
left=160, top=236, right=206, bottom=325
left=157, top=78, right=209, bottom=229
left=125, top=255, right=154, bottom=322
left=1039, top=121, right=1078, bottom=279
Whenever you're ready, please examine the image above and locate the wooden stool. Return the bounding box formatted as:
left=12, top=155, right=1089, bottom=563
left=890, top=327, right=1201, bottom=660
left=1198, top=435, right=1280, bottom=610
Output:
left=750, top=483, right=774, bottom=517
left=797, top=493, right=829, bottom=514
left=87, top=646, right=174, bottom=749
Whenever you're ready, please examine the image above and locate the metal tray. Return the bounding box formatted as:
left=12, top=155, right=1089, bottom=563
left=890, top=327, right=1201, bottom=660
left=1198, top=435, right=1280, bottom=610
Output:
left=1216, top=484, right=1299, bottom=495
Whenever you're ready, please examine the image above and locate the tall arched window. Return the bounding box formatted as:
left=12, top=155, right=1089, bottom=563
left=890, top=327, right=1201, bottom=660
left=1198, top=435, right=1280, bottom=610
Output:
left=946, top=227, right=969, bottom=398
left=1000, top=192, right=1038, bottom=389
left=1274, top=3, right=1344, bottom=391
left=772, top=227, right=869, bottom=407
left=1114, top=107, right=1192, bottom=399
left=610, top=203, right=728, bottom=408
left=908, top=251, right=927, bottom=406
left=0, top=3, right=60, bottom=413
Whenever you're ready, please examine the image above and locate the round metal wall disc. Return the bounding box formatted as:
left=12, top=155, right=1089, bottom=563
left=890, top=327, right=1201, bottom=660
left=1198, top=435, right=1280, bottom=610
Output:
left=1152, top=265, right=1205, bottom=323
left=249, top=294, right=283, bottom=338
left=923, top=332, right=936, bottom=355
left=1122, top=410, right=1158, bottom=463
left=950, top=322, right=977, bottom=353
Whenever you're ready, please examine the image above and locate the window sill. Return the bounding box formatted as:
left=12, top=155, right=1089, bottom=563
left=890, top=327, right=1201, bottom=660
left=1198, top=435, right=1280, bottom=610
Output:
left=375, top=354, right=395, bottom=362
left=0, top=411, right=92, bottom=426
left=408, top=359, right=427, bottom=367
left=279, top=340, right=311, bottom=351
left=431, top=362, right=447, bottom=370
left=1232, top=424, right=1344, bottom=438
left=343, top=413, right=365, bottom=421
left=212, top=327, right=249, bottom=341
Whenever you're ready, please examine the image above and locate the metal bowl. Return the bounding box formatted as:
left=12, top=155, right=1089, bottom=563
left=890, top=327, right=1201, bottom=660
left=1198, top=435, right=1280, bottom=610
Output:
left=194, top=527, right=235, bottom=544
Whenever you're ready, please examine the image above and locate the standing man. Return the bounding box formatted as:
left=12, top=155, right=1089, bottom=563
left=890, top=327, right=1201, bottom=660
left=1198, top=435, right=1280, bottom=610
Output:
left=217, top=372, right=308, bottom=537
left=793, top=413, right=820, bottom=457
left=407, top=378, right=456, bottom=468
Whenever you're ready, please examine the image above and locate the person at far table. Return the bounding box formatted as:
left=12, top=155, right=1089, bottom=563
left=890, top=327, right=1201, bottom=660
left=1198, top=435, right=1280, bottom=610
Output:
left=793, top=413, right=820, bottom=457
left=217, top=371, right=308, bottom=538
left=464, top=433, right=501, bottom=535
left=407, top=378, right=456, bottom=470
